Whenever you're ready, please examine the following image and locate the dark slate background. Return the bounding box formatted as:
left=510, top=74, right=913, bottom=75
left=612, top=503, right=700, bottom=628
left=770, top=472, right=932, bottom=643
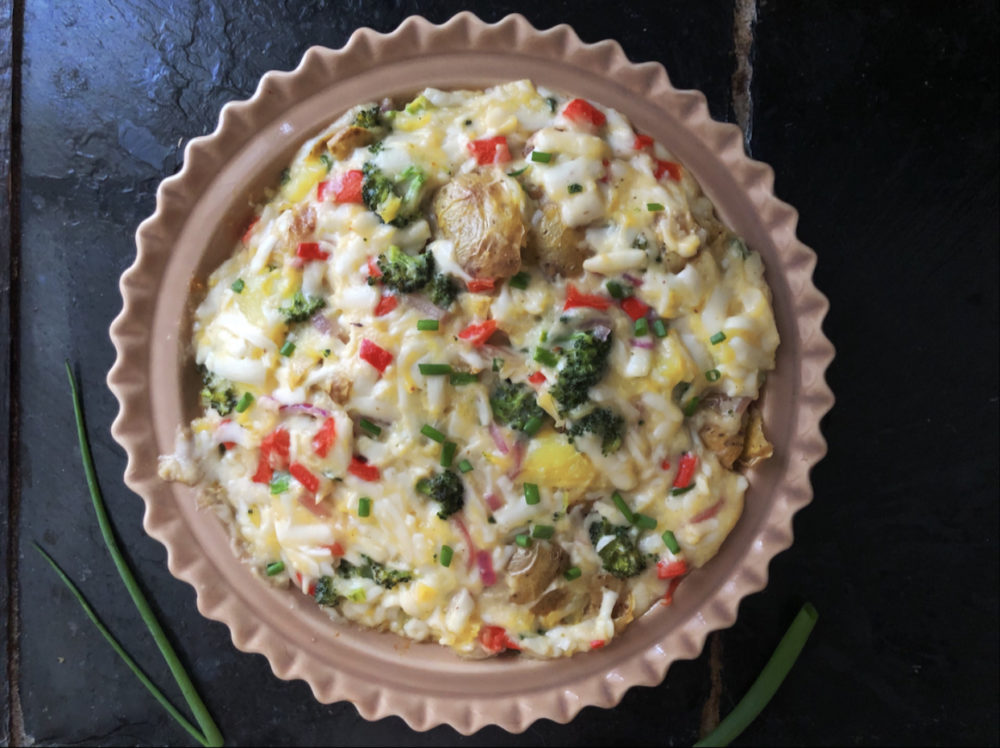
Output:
left=2, top=1, right=997, bottom=745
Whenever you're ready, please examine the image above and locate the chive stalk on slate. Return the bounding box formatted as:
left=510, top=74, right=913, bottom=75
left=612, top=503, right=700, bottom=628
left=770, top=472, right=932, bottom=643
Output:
left=694, top=603, right=819, bottom=747
left=63, top=362, right=224, bottom=747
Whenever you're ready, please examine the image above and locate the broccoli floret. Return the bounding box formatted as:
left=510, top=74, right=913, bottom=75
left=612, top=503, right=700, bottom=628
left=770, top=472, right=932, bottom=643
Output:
left=550, top=329, right=613, bottom=413
left=416, top=470, right=465, bottom=519
left=376, top=245, right=435, bottom=293
left=490, top=381, right=549, bottom=433
left=337, top=555, right=413, bottom=589
left=313, top=575, right=341, bottom=606
left=588, top=516, right=646, bottom=579
left=361, top=161, right=427, bottom=227
left=198, top=365, right=237, bottom=415
left=427, top=273, right=459, bottom=308
left=279, top=290, right=326, bottom=323
left=353, top=105, right=382, bottom=129
left=569, top=408, right=625, bottom=455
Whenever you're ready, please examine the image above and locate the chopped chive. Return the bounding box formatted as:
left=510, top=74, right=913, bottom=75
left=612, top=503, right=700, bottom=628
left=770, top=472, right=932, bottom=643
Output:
left=567, top=183, right=583, bottom=194
left=492, top=357, right=504, bottom=372
left=358, top=497, right=371, bottom=517
left=420, top=424, right=447, bottom=443
left=564, top=566, right=582, bottom=581
left=507, top=166, right=529, bottom=177
left=530, top=150, right=552, bottom=163
left=546, top=96, right=557, bottom=112
left=440, top=441, right=457, bottom=468
left=417, top=319, right=439, bottom=331
left=235, top=392, right=254, bottom=413
left=671, top=484, right=696, bottom=496
left=359, top=418, right=382, bottom=437
left=515, top=534, right=531, bottom=548
left=534, top=347, right=559, bottom=367
left=524, top=483, right=540, bottom=505
left=683, top=396, right=701, bottom=418
left=710, top=331, right=727, bottom=345
left=449, top=372, right=479, bottom=386
left=322, top=348, right=331, bottom=357
left=265, top=561, right=285, bottom=576
left=634, top=318, right=649, bottom=336
left=647, top=202, right=665, bottom=212
left=612, top=491, right=635, bottom=522
left=319, top=153, right=332, bottom=171
left=279, top=340, right=295, bottom=357
left=269, top=473, right=290, bottom=494
left=532, top=524, right=555, bottom=539
left=458, top=459, right=473, bottom=473
left=418, top=363, right=452, bottom=376
left=662, top=530, right=681, bottom=553
left=606, top=280, right=630, bottom=299
left=439, top=545, right=454, bottom=567
left=509, top=271, right=530, bottom=289
left=230, top=278, right=245, bottom=293
left=652, top=318, right=668, bottom=338
left=634, top=513, right=658, bottom=531
left=522, top=415, right=544, bottom=436
left=705, top=368, right=721, bottom=382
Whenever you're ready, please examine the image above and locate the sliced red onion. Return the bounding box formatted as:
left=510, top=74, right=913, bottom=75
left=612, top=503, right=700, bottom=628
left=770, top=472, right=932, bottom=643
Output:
left=630, top=338, right=655, bottom=349
left=623, top=273, right=644, bottom=287
left=279, top=403, right=331, bottom=418
left=690, top=499, right=723, bottom=524
left=310, top=312, right=332, bottom=335
left=404, top=293, right=447, bottom=320
left=452, top=516, right=477, bottom=570
left=591, top=324, right=611, bottom=342
left=488, top=424, right=510, bottom=455
left=485, top=493, right=504, bottom=512
left=506, top=440, right=525, bottom=481
left=299, top=494, right=331, bottom=518
left=476, top=550, right=496, bottom=587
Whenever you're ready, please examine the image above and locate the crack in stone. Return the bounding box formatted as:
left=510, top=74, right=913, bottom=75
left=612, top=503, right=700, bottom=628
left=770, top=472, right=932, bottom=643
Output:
left=731, top=0, right=757, bottom=154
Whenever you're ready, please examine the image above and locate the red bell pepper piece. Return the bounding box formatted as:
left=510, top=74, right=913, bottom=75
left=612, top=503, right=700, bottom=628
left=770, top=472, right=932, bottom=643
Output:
left=458, top=319, right=498, bottom=346
left=359, top=339, right=393, bottom=374
left=289, top=462, right=320, bottom=493
left=657, top=560, right=688, bottom=580
left=296, top=242, right=329, bottom=262
left=466, top=136, right=511, bottom=165
left=660, top=459, right=671, bottom=471
left=621, top=296, right=650, bottom=321
left=325, top=542, right=345, bottom=557
left=478, top=625, right=512, bottom=654
left=241, top=217, right=260, bottom=244
left=589, top=640, right=607, bottom=650
left=562, top=98, right=606, bottom=127
left=318, top=169, right=364, bottom=203
left=374, top=293, right=398, bottom=317
left=661, top=576, right=683, bottom=606
left=564, top=284, right=611, bottom=311
left=673, top=452, right=698, bottom=489
left=367, top=256, right=382, bottom=280
left=466, top=278, right=496, bottom=293
left=251, top=428, right=290, bottom=484
left=654, top=159, right=682, bottom=182
left=690, top=499, right=723, bottom=524
left=251, top=454, right=273, bottom=484
left=312, top=417, right=337, bottom=458
left=348, top=456, right=379, bottom=482
left=528, top=371, right=546, bottom=385
left=633, top=133, right=654, bottom=150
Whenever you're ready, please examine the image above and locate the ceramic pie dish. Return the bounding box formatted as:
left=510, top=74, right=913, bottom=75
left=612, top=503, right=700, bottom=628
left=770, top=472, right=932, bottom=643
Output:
left=108, top=12, right=834, bottom=734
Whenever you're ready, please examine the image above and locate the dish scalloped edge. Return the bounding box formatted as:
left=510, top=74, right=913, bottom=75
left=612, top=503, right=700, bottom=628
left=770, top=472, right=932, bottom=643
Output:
left=108, top=12, right=835, bottom=735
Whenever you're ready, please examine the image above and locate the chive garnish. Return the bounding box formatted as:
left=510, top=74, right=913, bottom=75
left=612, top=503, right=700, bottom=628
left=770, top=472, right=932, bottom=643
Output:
left=567, top=183, right=583, bottom=194
left=612, top=491, right=635, bottom=522
left=279, top=340, right=295, bottom=356
left=230, top=278, right=245, bottom=293
left=671, top=484, right=696, bottom=496
left=647, top=202, right=665, bottom=211
left=439, top=545, right=454, bottom=567
left=269, top=473, right=290, bottom=494
left=532, top=524, right=555, bottom=539
left=265, top=561, right=285, bottom=576
left=359, top=418, right=381, bottom=437
left=710, top=331, right=727, bottom=345
left=634, top=318, right=649, bottom=336
left=705, top=368, right=721, bottom=382
left=534, top=347, right=559, bottom=367
left=418, top=363, right=452, bottom=375
left=662, top=530, right=681, bottom=553
left=683, top=396, right=701, bottom=418
left=652, top=318, right=668, bottom=338
left=634, top=513, right=657, bottom=531
left=509, top=271, right=530, bottom=289
left=417, top=319, right=439, bottom=331
left=530, top=150, right=552, bottom=163
left=458, top=459, right=474, bottom=473
left=606, top=280, right=630, bottom=299
left=420, top=424, right=446, bottom=443
left=515, top=534, right=531, bottom=548
left=449, top=372, right=479, bottom=386
left=358, top=497, right=371, bottom=517
left=524, top=483, right=540, bottom=505
left=319, top=153, right=332, bottom=172
left=235, top=392, right=254, bottom=413
left=522, top=415, right=544, bottom=436
left=564, top=566, right=582, bottom=581
left=507, top=166, right=529, bottom=177
left=440, top=441, right=457, bottom=468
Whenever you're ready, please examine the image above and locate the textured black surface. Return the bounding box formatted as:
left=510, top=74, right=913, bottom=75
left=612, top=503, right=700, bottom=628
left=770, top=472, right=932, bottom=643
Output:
left=3, top=1, right=998, bottom=746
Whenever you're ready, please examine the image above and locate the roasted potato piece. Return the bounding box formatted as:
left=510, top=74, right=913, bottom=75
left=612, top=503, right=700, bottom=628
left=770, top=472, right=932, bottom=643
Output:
left=433, top=172, right=526, bottom=279
left=506, top=540, right=568, bottom=604
left=738, top=405, right=773, bottom=467
left=584, top=573, right=634, bottom=633
left=524, top=201, right=590, bottom=278
left=325, top=125, right=375, bottom=161
left=699, top=421, right=745, bottom=470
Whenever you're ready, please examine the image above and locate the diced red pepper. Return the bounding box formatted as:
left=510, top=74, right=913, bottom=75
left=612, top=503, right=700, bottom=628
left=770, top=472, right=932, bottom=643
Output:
left=528, top=372, right=546, bottom=385
left=466, top=278, right=496, bottom=293
left=690, top=500, right=723, bottom=524
left=590, top=639, right=607, bottom=650
left=660, top=459, right=672, bottom=471
left=312, top=417, right=337, bottom=458
left=359, top=338, right=393, bottom=374
left=253, top=428, right=290, bottom=483
left=657, top=560, right=689, bottom=580
left=374, top=293, right=398, bottom=317
left=661, top=576, right=683, bottom=606
left=458, top=319, right=498, bottom=346
left=296, top=242, right=330, bottom=262
left=562, top=98, right=606, bottom=127
left=621, top=296, right=650, bottom=321
left=564, top=284, right=611, bottom=311
left=325, top=542, right=345, bottom=557
left=633, top=133, right=654, bottom=150
left=251, top=454, right=273, bottom=484
left=241, top=217, right=260, bottom=244
left=367, top=256, right=382, bottom=280
left=466, top=136, right=511, bottom=165
left=673, top=452, right=698, bottom=489
left=289, top=462, right=320, bottom=493
left=654, top=159, right=682, bottom=182
left=318, top=169, right=364, bottom=203
left=479, top=625, right=512, bottom=654
left=348, top=456, right=379, bottom=482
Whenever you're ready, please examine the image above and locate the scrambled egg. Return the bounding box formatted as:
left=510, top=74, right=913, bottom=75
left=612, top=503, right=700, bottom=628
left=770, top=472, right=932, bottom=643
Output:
left=158, top=81, right=778, bottom=658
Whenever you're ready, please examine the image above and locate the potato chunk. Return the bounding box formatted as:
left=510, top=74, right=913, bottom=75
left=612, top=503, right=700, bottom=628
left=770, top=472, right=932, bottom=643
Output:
left=524, top=201, right=590, bottom=278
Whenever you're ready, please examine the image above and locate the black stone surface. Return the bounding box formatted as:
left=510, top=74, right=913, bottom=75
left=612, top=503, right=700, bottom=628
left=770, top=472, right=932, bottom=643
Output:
left=3, top=1, right=997, bottom=746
